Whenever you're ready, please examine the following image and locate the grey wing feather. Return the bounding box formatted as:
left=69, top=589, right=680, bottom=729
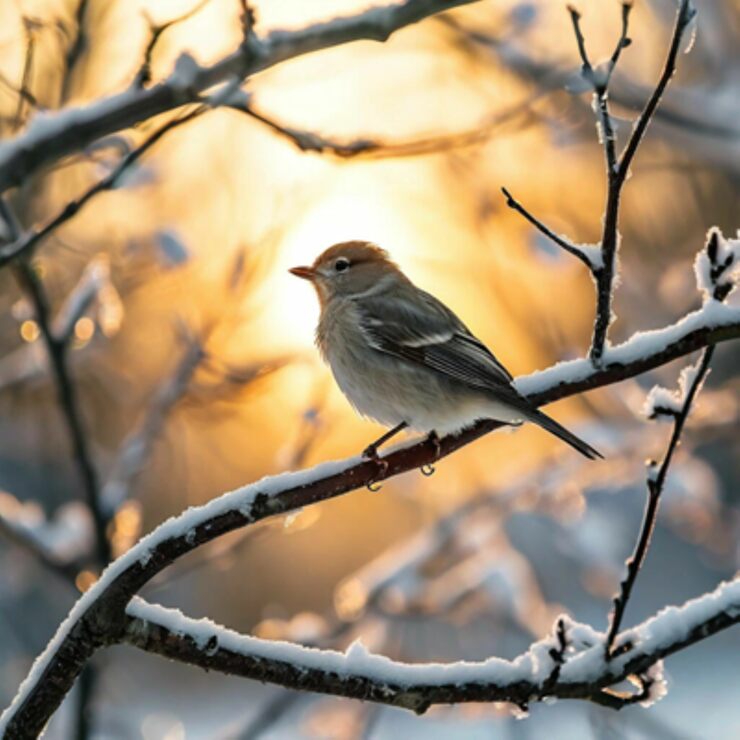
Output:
left=355, top=287, right=519, bottom=395
left=355, top=285, right=603, bottom=460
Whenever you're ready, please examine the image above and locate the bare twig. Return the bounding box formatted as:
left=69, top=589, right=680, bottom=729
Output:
left=617, top=0, right=696, bottom=183
left=13, top=260, right=111, bottom=566
left=133, top=0, right=213, bottom=88
left=13, top=18, right=38, bottom=130
left=231, top=93, right=539, bottom=159
left=61, top=0, right=90, bottom=103
left=500, top=187, right=597, bottom=269
left=605, top=345, right=714, bottom=658
left=1, top=196, right=109, bottom=565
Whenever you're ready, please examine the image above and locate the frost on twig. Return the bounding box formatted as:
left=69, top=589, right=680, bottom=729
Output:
left=643, top=363, right=702, bottom=421
left=694, top=227, right=739, bottom=304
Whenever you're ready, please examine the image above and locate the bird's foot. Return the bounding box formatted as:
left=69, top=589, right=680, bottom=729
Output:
left=363, top=445, right=389, bottom=492
left=362, top=442, right=380, bottom=460
left=419, top=431, right=441, bottom=477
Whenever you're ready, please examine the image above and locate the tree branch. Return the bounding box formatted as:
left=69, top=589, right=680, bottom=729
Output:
left=0, top=0, right=481, bottom=194
left=229, top=93, right=539, bottom=159
left=12, top=261, right=111, bottom=566
left=118, top=580, right=740, bottom=712
left=132, top=0, right=213, bottom=89
left=1, top=295, right=738, bottom=736
left=1, top=196, right=110, bottom=566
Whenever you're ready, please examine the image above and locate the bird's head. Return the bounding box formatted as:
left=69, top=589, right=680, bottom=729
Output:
left=289, top=241, right=404, bottom=304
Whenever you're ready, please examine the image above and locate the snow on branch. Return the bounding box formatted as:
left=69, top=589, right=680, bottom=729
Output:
left=120, top=577, right=740, bottom=712
left=1, top=289, right=738, bottom=736
left=0, top=0, right=480, bottom=194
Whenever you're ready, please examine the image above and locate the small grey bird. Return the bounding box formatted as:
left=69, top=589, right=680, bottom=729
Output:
left=290, top=241, right=601, bottom=461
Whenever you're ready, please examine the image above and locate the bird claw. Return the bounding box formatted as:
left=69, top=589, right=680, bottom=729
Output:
left=363, top=447, right=388, bottom=492
left=419, top=431, right=440, bottom=477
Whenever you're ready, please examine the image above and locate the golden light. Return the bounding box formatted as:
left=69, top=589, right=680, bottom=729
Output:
left=334, top=577, right=368, bottom=621
left=74, top=317, right=95, bottom=344
left=257, top=182, right=424, bottom=353
left=19, top=320, right=39, bottom=342
left=75, top=569, right=98, bottom=593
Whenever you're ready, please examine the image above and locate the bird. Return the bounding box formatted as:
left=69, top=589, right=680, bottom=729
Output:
left=289, top=240, right=601, bottom=464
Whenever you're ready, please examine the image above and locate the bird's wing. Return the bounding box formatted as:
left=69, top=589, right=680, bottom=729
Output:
left=355, top=287, right=519, bottom=394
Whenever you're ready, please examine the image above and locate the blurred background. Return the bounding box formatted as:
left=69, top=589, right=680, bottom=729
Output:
left=0, top=0, right=738, bottom=737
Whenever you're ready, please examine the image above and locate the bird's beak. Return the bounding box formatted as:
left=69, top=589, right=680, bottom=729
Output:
left=289, top=265, right=316, bottom=281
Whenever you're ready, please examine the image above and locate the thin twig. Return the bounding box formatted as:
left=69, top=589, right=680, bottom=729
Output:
left=230, top=93, right=539, bottom=160
left=1, top=196, right=110, bottom=566
left=605, top=345, right=714, bottom=657
left=0, top=105, right=206, bottom=267
left=500, top=186, right=595, bottom=269
left=617, top=0, right=696, bottom=180
left=13, top=18, right=37, bottom=130
left=61, top=0, right=90, bottom=103
left=13, top=260, right=111, bottom=566
left=133, top=0, right=213, bottom=88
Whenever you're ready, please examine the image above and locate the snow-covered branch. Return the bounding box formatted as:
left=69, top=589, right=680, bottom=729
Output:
left=1, top=288, right=738, bottom=736
left=0, top=0, right=480, bottom=195
left=118, top=578, right=737, bottom=712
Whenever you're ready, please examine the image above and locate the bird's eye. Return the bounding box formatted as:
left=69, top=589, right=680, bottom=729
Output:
left=334, top=258, right=350, bottom=272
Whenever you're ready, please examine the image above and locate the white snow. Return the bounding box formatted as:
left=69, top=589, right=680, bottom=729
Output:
left=694, top=228, right=739, bottom=302
left=573, top=243, right=604, bottom=271
left=170, top=53, right=201, bottom=92
left=515, top=300, right=740, bottom=398
left=642, top=362, right=704, bottom=421
left=0, top=88, right=142, bottom=171
left=124, top=596, right=560, bottom=688
left=121, top=576, right=738, bottom=702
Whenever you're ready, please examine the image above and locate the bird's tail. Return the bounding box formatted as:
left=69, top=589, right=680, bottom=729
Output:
left=524, top=407, right=603, bottom=460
